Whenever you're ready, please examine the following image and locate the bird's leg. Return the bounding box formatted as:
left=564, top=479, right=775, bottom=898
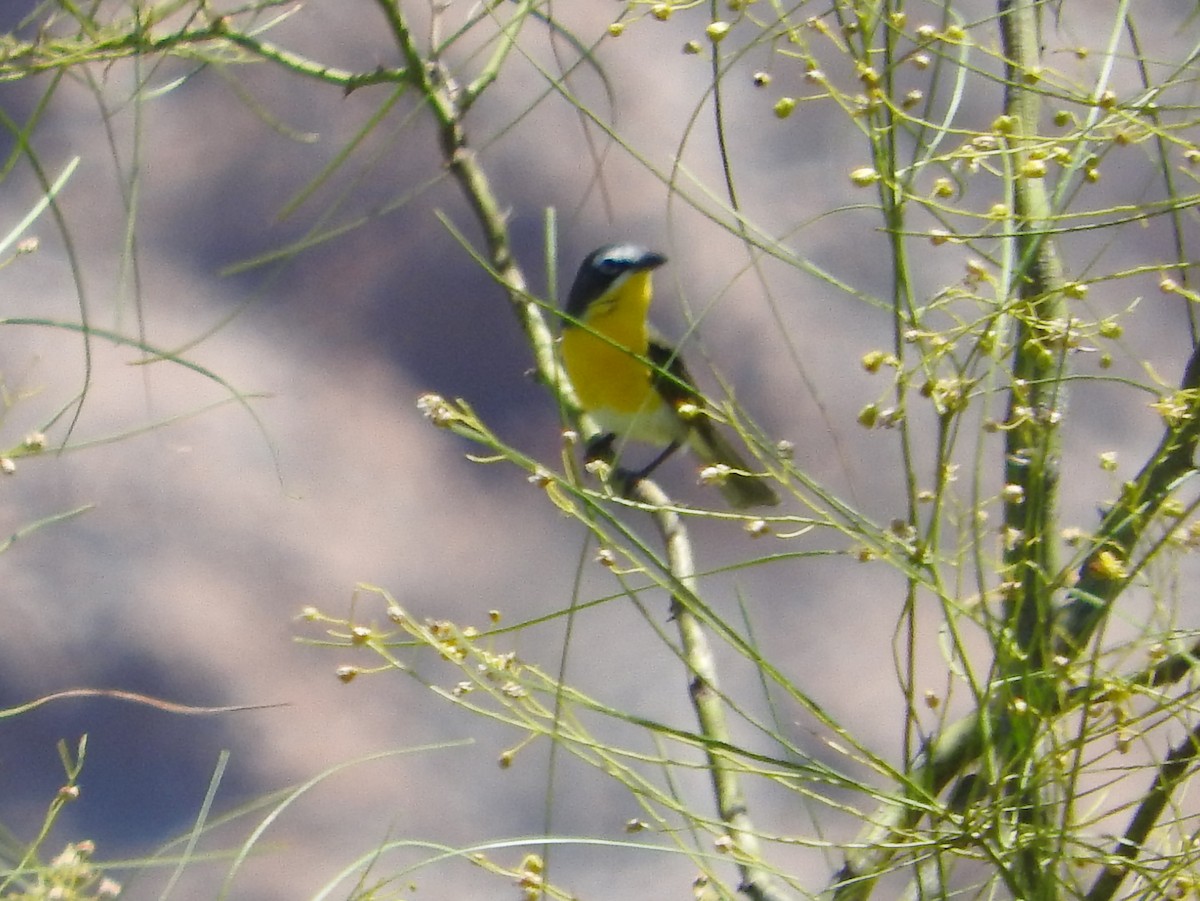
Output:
left=587, top=434, right=680, bottom=498
left=584, top=432, right=618, bottom=465
left=612, top=441, right=681, bottom=498
left=630, top=440, right=681, bottom=483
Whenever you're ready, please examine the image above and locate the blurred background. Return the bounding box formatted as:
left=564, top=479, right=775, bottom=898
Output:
left=0, top=1, right=1198, bottom=898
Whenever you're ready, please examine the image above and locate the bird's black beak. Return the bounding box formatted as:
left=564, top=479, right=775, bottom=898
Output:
left=636, top=250, right=667, bottom=271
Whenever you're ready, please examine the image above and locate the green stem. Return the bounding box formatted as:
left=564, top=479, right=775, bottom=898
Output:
left=995, top=4, right=1069, bottom=897
left=997, top=0, right=1066, bottom=670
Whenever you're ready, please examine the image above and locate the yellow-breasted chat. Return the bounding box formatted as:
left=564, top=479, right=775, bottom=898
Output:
left=560, top=243, right=779, bottom=509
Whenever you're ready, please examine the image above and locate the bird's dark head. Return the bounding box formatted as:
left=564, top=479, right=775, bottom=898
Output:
left=565, top=244, right=667, bottom=319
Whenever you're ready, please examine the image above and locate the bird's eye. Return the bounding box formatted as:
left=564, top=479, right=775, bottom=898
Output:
left=596, top=257, right=625, bottom=276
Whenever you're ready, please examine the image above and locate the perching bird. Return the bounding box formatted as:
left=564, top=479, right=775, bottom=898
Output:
left=560, top=243, right=779, bottom=509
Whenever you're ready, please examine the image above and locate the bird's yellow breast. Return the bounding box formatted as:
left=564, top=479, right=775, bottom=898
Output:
left=561, top=271, right=659, bottom=417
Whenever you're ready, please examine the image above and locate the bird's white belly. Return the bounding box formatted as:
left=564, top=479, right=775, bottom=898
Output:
left=589, top=400, right=688, bottom=447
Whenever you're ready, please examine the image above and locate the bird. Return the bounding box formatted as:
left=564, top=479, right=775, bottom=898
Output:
left=559, top=243, right=779, bottom=509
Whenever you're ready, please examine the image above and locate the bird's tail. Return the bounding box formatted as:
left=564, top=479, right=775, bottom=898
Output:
left=688, top=416, right=780, bottom=509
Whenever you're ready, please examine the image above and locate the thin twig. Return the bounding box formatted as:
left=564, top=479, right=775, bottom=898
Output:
left=1084, top=720, right=1200, bottom=901
left=370, top=0, right=566, bottom=403
left=631, top=477, right=795, bottom=901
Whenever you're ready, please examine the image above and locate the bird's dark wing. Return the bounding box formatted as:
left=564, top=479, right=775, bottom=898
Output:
left=646, top=335, right=703, bottom=410
left=647, top=335, right=780, bottom=508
